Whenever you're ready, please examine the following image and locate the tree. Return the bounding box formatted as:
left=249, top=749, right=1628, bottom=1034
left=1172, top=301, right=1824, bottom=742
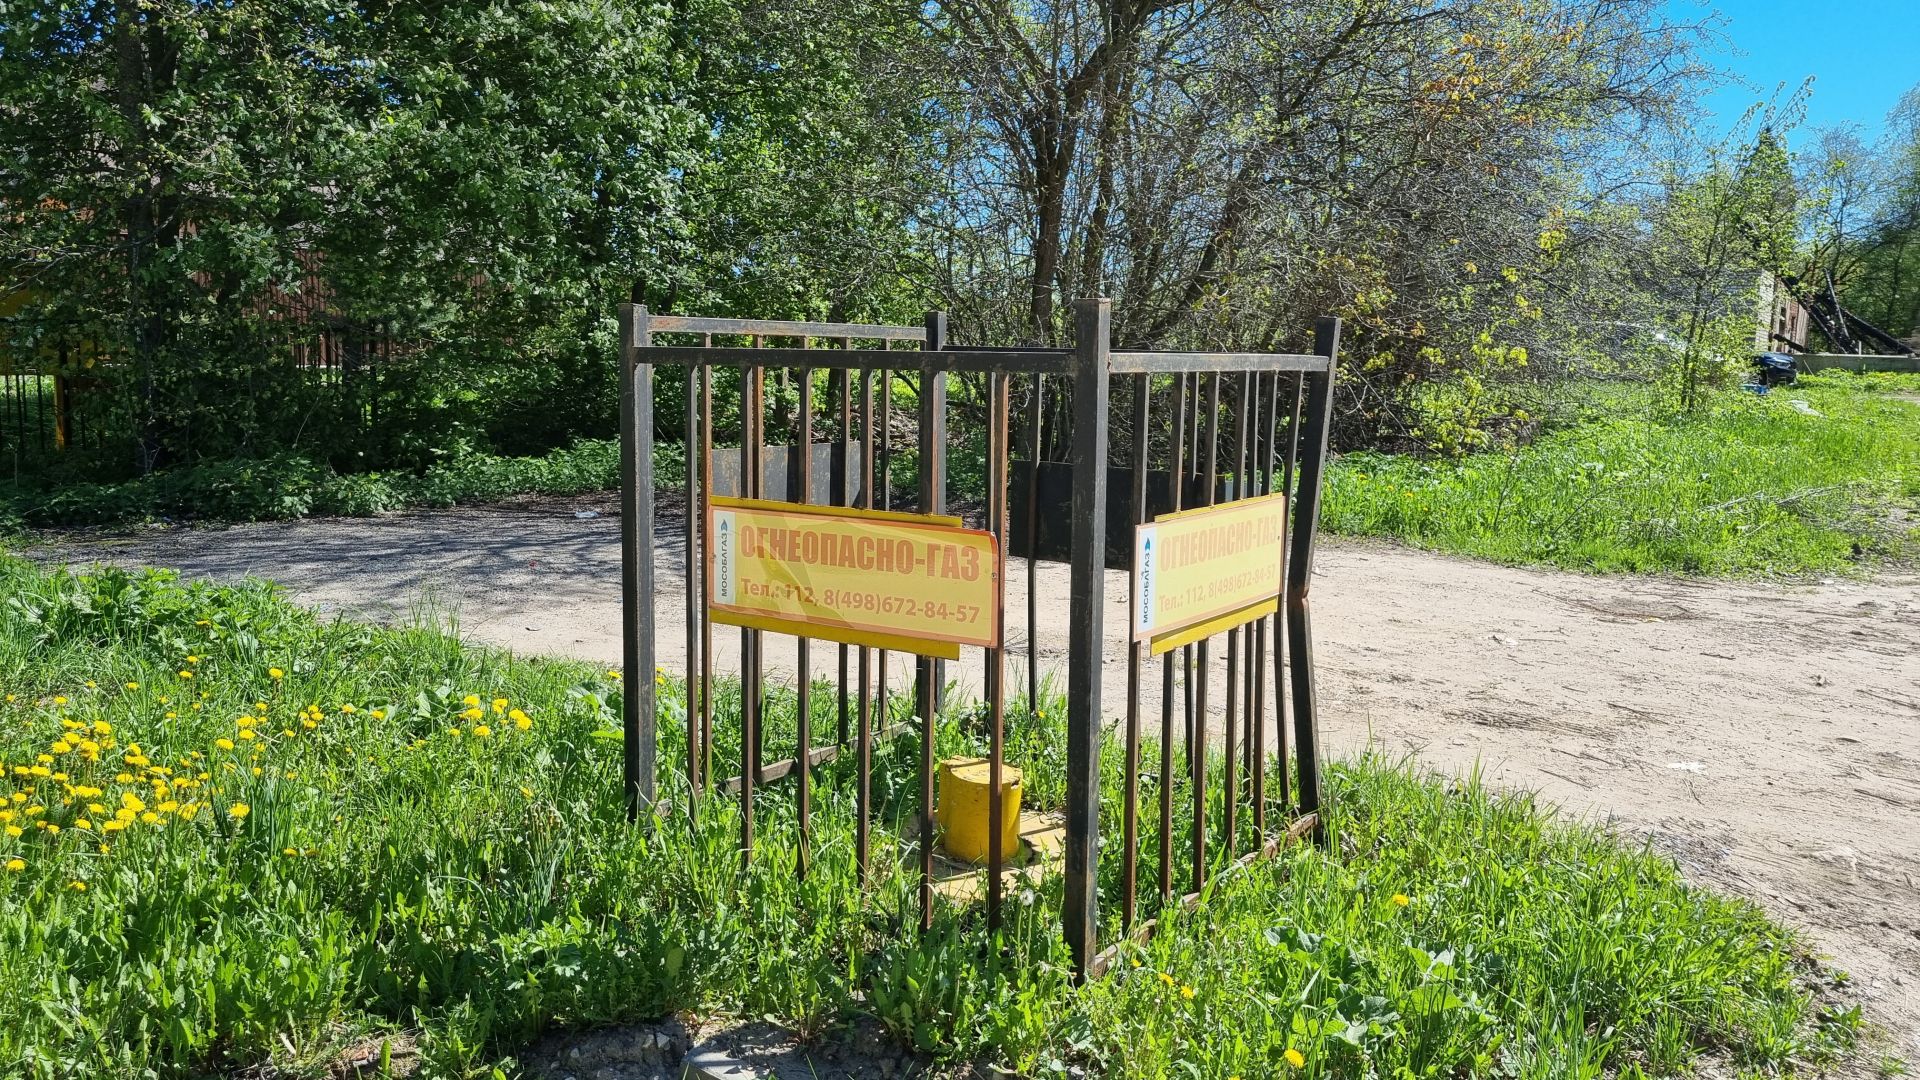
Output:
left=917, top=0, right=1712, bottom=449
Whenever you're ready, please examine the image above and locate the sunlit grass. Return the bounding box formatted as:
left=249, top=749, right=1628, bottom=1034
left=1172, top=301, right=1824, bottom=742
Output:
left=1322, top=376, right=1920, bottom=574
left=0, top=560, right=1854, bottom=1077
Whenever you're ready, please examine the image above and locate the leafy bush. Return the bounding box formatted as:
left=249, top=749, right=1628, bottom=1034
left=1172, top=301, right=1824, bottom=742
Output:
left=0, top=440, right=686, bottom=528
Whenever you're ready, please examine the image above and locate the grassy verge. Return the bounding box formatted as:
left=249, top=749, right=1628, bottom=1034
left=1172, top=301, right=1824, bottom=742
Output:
left=1322, top=374, right=1920, bottom=574
left=0, top=559, right=1854, bottom=1078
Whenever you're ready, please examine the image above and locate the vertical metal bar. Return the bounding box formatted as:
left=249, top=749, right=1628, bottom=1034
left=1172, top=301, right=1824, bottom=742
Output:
left=748, top=346, right=766, bottom=781
left=986, top=369, right=1011, bottom=935
left=700, top=355, right=715, bottom=789
left=1193, top=373, right=1219, bottom=893
left=686, top=359, right=701, bottom=812
left=1123, top=372, right=1149, bottom=929
left=1277, top=373, right=1303, bottom=810
left=916, top=312, right=947, bottom=933
left=1224, top=372, right=1251, bottom=852
left=1290, top=320, right=1340, bottom=840
left=856, top=363, right=875, bottom=883
left=1026, top=374, right=1043, bottom=710
left=1248, top=374, right=1273, bottom=831
left=879, top=364, right=893, bottom=725
left=1064, top=297, right=1110, bottom=980
left=740, top=339, right=762, bottom=860
left=795, top=359, right=814, bottom=878
left=1159, top=372, right=1187, bottom=906
left=834, top=348, right=852, bottom=747
left=617, top=303, right=657, bottom=820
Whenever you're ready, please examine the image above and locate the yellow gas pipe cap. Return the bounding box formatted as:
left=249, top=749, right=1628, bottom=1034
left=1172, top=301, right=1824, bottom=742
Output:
left=936, top=756, right=1023, bottom=864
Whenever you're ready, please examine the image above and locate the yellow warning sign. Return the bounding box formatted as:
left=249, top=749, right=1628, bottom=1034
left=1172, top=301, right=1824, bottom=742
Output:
left=706, top=497, right=1000, bottom=658
left=1132, top=493, right=1286, bottom=655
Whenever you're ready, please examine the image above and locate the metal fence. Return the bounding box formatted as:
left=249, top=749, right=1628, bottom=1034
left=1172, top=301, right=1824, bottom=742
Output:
left=618, top=297, right=1338, bottom=978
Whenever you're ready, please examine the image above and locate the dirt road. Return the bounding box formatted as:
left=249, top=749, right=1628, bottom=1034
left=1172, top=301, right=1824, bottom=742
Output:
left=30, top=502, right=1920, bottom=1054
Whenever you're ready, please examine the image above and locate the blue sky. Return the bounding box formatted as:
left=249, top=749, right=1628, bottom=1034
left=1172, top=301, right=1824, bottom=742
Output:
left=1671, top=0, right=1920, bottom=144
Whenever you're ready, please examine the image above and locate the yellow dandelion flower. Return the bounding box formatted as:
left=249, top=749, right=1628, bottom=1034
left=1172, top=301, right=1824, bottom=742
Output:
left=448, top=727, right=463, bottom=738
left=237, top=729, right=257, bottom=742
left=215, top=738, right=234, bottom=751
left=606, top=670, right=621, bottom=680
left=1392, top=893, right=1410, bottom=907
left=139, top=811, right=158, bottom=824
left=269, top=667, right=284, bottom=680
left=283, top=847, right=298, bottom=856
left=53, top=695, right=68, bottom=705
left=369, top=709, right=385, bottom=720
left=491, top=698, right=507, bottom=714
left=178, top=670, right=193, bottom=679
left=124, top=682, right=139, bottom=690
left=1158, top=972, right=1174, bottom=986
left=511, top=708, right=531, bottom=730
left=462, top=694, right=480, bottom=707
left=74, top=819, right=91, bottom=830
left=460, top=707, right=483, bottom=721
left=3, top=826, right=20, bottom=838
left=227, top=803, right=250, bottom=820
left=340, top=704, right=356, bottom=714
left=519, top=785, right=534, bottom=799
left=472, top=725, right=492, bottom=739
left=1180, top=984, right=1196, bottom=1000
left=186, top=655, right=199, bottom=664
left=68, top=880, right=85, bottom=891
left=4, top=858, right=23, bottom=872
left=1285, top=1049, right=1305, bottom=1068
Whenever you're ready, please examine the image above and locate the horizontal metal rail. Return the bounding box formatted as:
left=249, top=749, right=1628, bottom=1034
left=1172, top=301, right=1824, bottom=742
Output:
left=721, top=721, right=914, bottom=796
left=643, top=345, right=1075, bottom=375
left=1087, top=810, right=1320, bottom=978
left=1108, top=351, right=1331, bottom=375
left=646, top=315, right=926, bottom=341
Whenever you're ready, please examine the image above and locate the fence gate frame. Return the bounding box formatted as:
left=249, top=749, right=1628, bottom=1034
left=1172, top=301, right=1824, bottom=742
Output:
left=617, top=297, right=1339, bottom=979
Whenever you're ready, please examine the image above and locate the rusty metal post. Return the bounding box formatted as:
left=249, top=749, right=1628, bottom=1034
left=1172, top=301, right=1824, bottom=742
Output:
left=1289, top=319, right=1340, bottom=841
left=1123, top=372, right=1149, bottom=928
left=794, top=361, right=814, bottom=877
left=617, top=303, right=657, bottom=820
left=987, top=370, right=1011, bottom=935
left=916, top=312, right=947, bottom=932
left=1064, top=297, right=1110, bottom=979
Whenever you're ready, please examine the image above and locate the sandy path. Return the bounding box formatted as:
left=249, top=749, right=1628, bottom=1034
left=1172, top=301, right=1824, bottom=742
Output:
left=29, top=502, right=1920, bottom=1054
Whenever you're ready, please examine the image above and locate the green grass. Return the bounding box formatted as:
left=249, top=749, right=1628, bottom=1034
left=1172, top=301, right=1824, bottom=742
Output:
left=0, top=558, right=1854, bottom=1077
left=1322, top=375, right=1920, bottom=574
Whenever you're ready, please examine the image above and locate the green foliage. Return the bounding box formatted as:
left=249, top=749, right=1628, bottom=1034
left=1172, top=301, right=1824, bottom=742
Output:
left=0, top=0, right=932, bottom=475
left=0, top=560, right=1853, bottom=1077
left=0, top=440, right=685, bottom=527
left=1323, top=379, right=1920, bottom=574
